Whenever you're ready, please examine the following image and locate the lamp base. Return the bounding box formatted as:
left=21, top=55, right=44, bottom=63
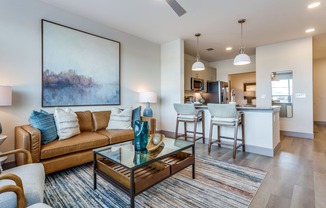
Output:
left=143, top=102, right=153, bottom=117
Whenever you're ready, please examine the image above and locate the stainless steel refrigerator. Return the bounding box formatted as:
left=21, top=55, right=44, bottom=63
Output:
left=202, top=81, right=229, bottom=103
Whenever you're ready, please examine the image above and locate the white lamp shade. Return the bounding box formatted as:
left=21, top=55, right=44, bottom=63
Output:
left=233, top=53, right=251, bottom=65
left=0, top=86, right=12, bottom=106
left=192, top=61, right=205, bottom=71
left=139, top=92, right=157, bottom=103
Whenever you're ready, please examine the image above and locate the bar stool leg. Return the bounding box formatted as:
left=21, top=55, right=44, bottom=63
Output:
left=202, top=114, right=205, bottom=144
left=184, top=121, right=187, bottom=141
left=233, top=124, right=239, bottom=159
left=241, top=119, right=245, bottom=152
left=175, top=118, right=179, bottom=140
left=193, top=120, right=197, bottom=144
left=208, top=121, right=213, bottom=153
left=217, top=125, right=221, bottom=147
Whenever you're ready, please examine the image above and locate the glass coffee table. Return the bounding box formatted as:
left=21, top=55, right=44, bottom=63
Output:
left=93, top=137, right=195, bottom=208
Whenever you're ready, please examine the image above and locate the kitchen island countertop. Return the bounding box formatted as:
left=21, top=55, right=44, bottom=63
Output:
left=195, top=105, right=281, bottom=112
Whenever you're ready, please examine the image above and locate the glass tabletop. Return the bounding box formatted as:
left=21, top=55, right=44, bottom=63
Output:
left=93, top=137, right=193, bottom=169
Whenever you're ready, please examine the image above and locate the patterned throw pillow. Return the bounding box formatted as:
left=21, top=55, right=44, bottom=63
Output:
left=107, top=107, right=133, bottom=130
left=29, top=110, right=58, bottom=144
left=54, top=107, right=80, bottom=140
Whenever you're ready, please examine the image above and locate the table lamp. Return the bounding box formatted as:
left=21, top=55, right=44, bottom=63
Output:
left=0, top=86, right=12, bottom=134
left=139, top=92, right=157, bottom=117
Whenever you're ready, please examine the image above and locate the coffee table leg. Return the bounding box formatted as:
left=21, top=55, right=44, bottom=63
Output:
left=93, top=152, right=97, bottom=190
left=192, top=145, right=195, bottom=179
left=130, top=169, right=135, bottom=208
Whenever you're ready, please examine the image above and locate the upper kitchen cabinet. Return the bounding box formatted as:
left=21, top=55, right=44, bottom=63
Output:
left=184, top=54, right=216, bottom=91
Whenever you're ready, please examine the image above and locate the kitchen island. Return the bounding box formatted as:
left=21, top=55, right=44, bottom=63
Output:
left=194, top=105, right=281, bottom=157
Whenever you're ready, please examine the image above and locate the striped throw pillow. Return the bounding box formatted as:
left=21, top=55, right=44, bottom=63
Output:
left=29, top=110, right=58, bottom=144
left=107, top=107, right=133, bottom=130
left=54, top=107, right=80, bottom=140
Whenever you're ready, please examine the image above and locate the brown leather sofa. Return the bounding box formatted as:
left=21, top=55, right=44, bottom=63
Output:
left=15, top=110, right=156, bottom=174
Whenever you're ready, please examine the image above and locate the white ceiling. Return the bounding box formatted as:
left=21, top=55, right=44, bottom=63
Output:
left=39, top=0, right=326, bottom=62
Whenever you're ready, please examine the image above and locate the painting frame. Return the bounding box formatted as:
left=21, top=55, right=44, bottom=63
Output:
left=41, top=19, right=121, bottom=107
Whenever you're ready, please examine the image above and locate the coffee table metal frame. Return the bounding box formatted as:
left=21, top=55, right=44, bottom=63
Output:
left=93, top=138, right=195, bottom=208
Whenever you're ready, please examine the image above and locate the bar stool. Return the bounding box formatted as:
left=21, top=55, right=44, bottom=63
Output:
left=173, top=103, right=205, bottom=144
left=207, top=103, right=245, bottom=159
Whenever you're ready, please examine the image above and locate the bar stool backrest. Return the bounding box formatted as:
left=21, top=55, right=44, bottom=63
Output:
left=207, top=103, right=238, bottom=118
left=173, top=103, right=197, bottom=115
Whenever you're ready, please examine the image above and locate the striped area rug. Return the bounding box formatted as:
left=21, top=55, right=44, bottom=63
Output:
left=44, top=155, right=266, bottom=208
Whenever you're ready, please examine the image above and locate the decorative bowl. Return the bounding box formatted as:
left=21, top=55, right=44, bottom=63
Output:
left=147, top=134, right=165, bottom=152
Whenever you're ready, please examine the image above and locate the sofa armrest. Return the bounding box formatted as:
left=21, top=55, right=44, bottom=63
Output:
left=15, top=125, right=41, bottom=165
left=141, top=116, right=156, bottom=135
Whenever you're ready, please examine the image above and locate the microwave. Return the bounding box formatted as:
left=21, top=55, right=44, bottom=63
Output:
left=191, top=77, right=204, bottom=91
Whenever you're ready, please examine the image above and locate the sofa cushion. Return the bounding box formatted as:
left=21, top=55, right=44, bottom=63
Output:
left=107, top=108, right=133, bottom=130
left=29, top=110, right=57, bottom=145
left=76, top=111, right=94, bottom=132
left=40, top=132, right=109, bottom=159
left=92, top=111, right=111, bottom=131
left=97, top=129, right=134, bottom=144
left=54, top=107, right=80, bottom=140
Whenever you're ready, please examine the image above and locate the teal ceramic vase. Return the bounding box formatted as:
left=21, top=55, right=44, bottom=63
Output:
left=134, top=120, right=149, bottom=151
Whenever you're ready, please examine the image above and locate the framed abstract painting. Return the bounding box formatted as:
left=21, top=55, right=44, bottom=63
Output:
left=42, top=19, right=120, bottom=107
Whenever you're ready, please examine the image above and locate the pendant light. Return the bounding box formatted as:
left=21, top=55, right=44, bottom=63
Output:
left=192, top=33, right=205, bottom=71
left=233, top=19, right=251, bottom=66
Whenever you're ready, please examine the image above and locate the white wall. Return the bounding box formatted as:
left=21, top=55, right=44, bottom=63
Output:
left=256, top=37, right=313, bottom=137
left=0, top=0, right=161, bottom=161
left=209, top=56, right=256, bottom=81
left=160, top=39, right=184, bottom=132
left=313, top=58, right=326, bottom=122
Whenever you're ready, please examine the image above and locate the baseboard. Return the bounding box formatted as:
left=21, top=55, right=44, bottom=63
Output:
left=157, top=130, right=276, bottom=157
left=281, top=130, right=314, bottom=139
left=273, top=142, right=281, bottom=155
left=314, top=121, right=326, bottom=126
left=245, top=145, right=274, bottom=157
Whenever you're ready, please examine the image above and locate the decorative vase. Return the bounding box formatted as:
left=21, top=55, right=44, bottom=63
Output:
left=133, top=149, right=148, bottom=165
left=134, top=120, right=149, bottom=151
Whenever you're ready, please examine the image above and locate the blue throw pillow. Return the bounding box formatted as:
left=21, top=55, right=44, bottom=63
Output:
left=132, top=106, right=141, bottom=128
left=29, top=110, right=58, bottom=144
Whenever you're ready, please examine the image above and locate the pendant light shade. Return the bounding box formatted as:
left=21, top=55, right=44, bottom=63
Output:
left=234, top=19, right=251, bottom=66
left=192, top=33, right=205, bottom=71
left=234, top=47, right=251, bottom=65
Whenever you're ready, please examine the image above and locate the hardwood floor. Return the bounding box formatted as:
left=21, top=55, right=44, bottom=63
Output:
left=191, top=125, right=326, bottom=208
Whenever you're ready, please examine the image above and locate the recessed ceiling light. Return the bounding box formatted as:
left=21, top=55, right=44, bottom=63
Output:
left=305, top=28, right=315, bottom=33
left=307, top=2, right=321, bottom=9
left=226, top=47, right=232, bottom=51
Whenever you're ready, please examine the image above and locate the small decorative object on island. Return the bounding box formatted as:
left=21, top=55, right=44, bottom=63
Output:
left=230, top=89, right=236, bottom=104
left=134, top=120, right=149, bottom=151
left=147, top=134, right=165, bottom=152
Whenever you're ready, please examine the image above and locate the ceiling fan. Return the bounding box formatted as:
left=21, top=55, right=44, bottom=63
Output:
left=165, top=0, right=186, bottom=17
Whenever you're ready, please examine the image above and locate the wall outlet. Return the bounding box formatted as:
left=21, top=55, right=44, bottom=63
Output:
left=295, top=93, right=306, bottom=98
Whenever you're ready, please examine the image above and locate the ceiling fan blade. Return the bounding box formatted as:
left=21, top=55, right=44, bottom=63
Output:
left=165, top=0, right=186, bottom=17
